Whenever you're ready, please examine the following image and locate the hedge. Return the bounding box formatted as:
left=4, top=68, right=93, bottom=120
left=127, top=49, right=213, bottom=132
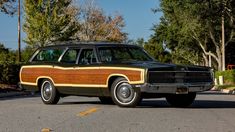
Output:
left=0, top=62, right=23, bottom=85
left=215, top=70, right=235, bottom=85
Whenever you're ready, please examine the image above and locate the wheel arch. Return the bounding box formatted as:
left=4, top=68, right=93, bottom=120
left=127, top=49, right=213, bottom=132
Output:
left=36, top=76, right=55, bottom=90
left=107, top=74, right=130, bottom=91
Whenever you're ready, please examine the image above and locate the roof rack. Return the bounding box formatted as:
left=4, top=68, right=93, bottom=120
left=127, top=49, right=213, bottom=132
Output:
left=50, top=40, right=120, bottom=45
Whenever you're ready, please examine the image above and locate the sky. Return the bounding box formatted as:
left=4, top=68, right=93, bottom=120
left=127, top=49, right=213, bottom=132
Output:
left=0, top=0, right=162, bottom=50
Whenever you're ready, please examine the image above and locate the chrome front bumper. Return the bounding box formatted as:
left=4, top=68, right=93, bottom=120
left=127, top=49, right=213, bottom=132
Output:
left=134, top=82, right=214, bottom=94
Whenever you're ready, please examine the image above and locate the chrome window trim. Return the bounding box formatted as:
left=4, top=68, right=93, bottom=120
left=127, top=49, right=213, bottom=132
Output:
left=58, top=47, right=69, bottom=62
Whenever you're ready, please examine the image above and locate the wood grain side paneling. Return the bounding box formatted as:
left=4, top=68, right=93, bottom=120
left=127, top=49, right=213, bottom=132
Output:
left=20, top=66, right=145, bottom=87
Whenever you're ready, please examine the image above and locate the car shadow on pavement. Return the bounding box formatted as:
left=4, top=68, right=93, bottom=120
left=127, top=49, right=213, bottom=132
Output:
left=138, top=100, right=170, bottom=108
left=138, top=100, right=235, bottom=109
left=190, top=100, right=235, bottom=109
left=58, top=101, right=102, bottom=105
left=58, top=98, right=235, bottom=109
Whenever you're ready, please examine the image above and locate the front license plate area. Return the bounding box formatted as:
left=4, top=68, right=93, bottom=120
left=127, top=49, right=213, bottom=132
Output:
left=176, top=87, right=188, bottom=94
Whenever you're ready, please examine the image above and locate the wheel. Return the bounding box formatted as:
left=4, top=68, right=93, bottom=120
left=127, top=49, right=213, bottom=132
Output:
left=111, top=77, right=141, bottom=107
left=99, top=97, right=114, bottom=104
left=166, top=92, right=196, bottom=107
left=40, top=79, right=60, bottom=104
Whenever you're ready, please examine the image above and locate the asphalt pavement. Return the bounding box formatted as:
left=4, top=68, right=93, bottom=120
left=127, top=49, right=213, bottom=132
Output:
left=0, top=91, right=235, bottom=132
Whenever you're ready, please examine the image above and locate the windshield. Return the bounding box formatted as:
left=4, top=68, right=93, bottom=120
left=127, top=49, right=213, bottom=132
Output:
left=98, top=46, right=153, bottom=62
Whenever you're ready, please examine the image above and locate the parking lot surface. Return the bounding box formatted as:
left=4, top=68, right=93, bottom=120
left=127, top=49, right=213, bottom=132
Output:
left=0, top=91, right=235, bottom=132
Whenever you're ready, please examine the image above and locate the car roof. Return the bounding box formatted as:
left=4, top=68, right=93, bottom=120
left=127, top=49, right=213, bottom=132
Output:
left=38, top=41, right=139, bottom=49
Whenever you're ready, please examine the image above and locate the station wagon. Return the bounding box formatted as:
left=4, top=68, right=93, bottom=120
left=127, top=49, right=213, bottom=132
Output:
left=20, top=42, right=214, bottom=107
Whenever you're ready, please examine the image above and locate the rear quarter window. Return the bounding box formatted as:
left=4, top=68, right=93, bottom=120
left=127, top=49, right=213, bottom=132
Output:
left=32, top=48, right=64, bottom=62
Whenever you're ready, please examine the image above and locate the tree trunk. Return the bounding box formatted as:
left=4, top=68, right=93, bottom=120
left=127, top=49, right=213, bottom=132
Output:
left=216, top=44, right=222, bottom=71
left=202, top=53, right=209, bottom=66
left=221, top=9, right=225, bottom=71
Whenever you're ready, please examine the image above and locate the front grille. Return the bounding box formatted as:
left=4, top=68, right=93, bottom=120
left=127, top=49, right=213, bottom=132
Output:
left=148, top=71, right=212, bottom=84
left=148, top=72, right=175, bottom=83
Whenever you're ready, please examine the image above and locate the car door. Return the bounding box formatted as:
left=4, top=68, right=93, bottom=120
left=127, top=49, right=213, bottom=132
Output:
left=59, top=47, right=80, bottom=81
left=74, top=48, right=102, bottom=96
left=56, top=48, right=81, bottom=94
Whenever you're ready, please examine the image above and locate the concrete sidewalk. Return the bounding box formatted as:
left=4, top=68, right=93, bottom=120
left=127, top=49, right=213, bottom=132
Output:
left=211, top=86, right=235, bottom=95
left=220, top=89, right=235, bottom=94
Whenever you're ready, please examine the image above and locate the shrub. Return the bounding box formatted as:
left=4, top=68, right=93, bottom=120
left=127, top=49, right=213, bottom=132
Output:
left=215, top=70, right=235, bottom=85
left=0, top=62, right=23, bottom=85
left=0, top=43, right=28, bottom=85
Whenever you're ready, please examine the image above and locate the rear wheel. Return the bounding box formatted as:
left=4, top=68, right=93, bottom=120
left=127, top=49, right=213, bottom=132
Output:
left=111, top=77, right=141, bottom=107
left=99, top=97, right=114, bottom=104
left=166, top=92, right=196, bottom=107
left=40, top=79, right=60, bottom=104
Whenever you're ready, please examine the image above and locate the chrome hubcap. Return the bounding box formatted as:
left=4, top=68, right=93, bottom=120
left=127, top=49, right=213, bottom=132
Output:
left=42, top=81, right=52, bottom=101
left=116, top=82, right=135, bottom=103
left=120, top=86, right=131, bottom=98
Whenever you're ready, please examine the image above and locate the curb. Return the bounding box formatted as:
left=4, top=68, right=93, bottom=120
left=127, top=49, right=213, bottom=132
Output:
left=220, top=89, right=235, bottom=95
left=0, top=92, right=26, bottom=98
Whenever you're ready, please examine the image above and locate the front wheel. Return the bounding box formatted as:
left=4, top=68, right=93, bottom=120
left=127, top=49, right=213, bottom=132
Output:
left=166, top=92, right=196, bottom=107
left=111, top=77, right=141, bottom=107
left=40, top=79, right=60, bottom=104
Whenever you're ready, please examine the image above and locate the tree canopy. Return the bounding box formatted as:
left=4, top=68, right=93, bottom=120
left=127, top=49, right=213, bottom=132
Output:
left=23, top=0, right=78, bottom=47
left=0, top=43, right=16, bottom=62
left=151, top=0, right=235, bottom=70
left=75, top=0, right=127, bottom=42
left=0, top=0, right=16, bottom=15
left=23, top=0, right=127, bottom=47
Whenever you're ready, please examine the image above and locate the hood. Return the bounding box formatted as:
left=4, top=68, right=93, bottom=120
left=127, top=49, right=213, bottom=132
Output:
left=103, top=61, right=210, bottom=72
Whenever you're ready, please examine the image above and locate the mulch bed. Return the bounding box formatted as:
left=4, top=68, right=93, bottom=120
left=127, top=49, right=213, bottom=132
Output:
left=0, top=84, right=20, bottom=93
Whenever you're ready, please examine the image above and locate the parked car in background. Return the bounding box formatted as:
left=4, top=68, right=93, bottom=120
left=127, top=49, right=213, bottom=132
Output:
left=20, top=42, right=214, bottom=107
left=227, top=64, right=235, bottom=70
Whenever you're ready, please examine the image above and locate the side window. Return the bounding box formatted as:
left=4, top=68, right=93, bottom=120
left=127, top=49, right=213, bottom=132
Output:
left=113, top=48, right=132, bottom=60
left=78, top=49, right=97, bottom=64
left=61, top=49, right=80, bottom=64
left=33, top=48, right=64, bottom=62
left=98, top=47, right=112, bottom=62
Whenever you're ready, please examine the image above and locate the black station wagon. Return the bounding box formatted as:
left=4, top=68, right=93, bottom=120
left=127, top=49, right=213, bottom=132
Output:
left=20, top=42, right=214, bottom=107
